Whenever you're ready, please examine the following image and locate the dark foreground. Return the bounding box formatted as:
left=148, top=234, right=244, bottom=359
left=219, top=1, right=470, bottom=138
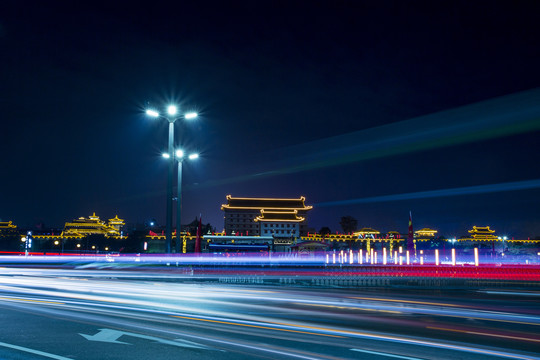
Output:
left=0, top=267, right=539, bottom=360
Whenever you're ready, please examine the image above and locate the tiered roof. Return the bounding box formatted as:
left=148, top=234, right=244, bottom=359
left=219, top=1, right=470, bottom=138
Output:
left=108, top=215, right=125, bottom=226
left=222, top=195, right=312, bottom=211
left=354, top=228, right=380, bottom=236
left=415, top=228, right=438, bottom=237
left=0, top=221, right=17, bottom=229
left=63, top=213, right=124, bottom=237
left=467, top=225, right=497, bottom=241
left=254, top=210, right=305, bottom=222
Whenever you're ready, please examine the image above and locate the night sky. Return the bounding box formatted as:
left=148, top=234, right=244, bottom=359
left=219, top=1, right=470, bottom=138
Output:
left=1, top=1, right=539, bottom=238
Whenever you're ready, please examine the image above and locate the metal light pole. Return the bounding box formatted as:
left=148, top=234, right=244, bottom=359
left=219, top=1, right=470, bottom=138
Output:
left=146, top=106, right=197, bottom=253
left=165, top=150, right=199, bottom=253
left=176, top=153, right=183, bottom=254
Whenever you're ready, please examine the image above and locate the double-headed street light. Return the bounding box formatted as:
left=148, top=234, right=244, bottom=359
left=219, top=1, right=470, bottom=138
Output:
left=163, top=149, right=199, bottom=253
left=146, top=105, right=197, bottom=253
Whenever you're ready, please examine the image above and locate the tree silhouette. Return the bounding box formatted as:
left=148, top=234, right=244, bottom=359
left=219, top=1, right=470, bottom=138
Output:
left=319, top=227, right=332, bottom=236
left=339, top=215, right=358, bottom=234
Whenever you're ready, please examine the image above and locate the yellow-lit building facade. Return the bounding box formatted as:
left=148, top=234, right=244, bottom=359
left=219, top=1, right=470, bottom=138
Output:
left=61, top=213, right=125, bottom=238
left=25, top=213, right=127, bottom=253
left=221, top=195, right=313, bottom=237
left=0, top=221, right=17, bottom=234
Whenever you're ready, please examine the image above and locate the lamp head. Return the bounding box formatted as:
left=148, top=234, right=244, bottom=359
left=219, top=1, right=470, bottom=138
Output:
left=184, top=112, right=198, bottom=119
left=146, top=109, right=159, bottom=117
left=167, top=105, right=177, bottom=115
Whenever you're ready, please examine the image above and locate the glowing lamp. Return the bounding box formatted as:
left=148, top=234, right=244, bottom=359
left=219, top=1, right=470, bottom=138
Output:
left=167, top=105, right=177, bottom=115
left=184, top=112, right=198, bottom=119
left=146, top=109, right=159, bottom=117
left=188, top=153, right=199, bottom=160
left=162, top=153, right=171, bottom=159
left=176, top=150, right=184, bottom=158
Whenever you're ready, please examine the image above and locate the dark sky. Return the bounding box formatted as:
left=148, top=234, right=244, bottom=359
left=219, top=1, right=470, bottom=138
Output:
left=1, top=1, right=539, bottom=238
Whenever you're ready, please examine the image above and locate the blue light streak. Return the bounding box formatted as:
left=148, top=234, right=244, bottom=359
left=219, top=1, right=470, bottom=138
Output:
left=316, top=179, right=540, bottom=207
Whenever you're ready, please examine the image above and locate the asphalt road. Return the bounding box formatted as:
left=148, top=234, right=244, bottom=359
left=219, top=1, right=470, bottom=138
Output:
left=0, top=267, right=539, bottom=360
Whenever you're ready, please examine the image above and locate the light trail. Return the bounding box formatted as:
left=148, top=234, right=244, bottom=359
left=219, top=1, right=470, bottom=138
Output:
left=1, top=269, right=539, bottom=360
left=316, top=179, right=540, bottom=207
left=172, top=315, right=345, bottom=338
left=350, top=348, right=426, bottom=360
left=426, top=327, right=540, bottom=343
left=184, top=88, right=540, bottom=189
left=0, top=296, right=64, bottom=305
left=1, top=268, right=539, bottom=326
left=349, top=296, right=465, bottom=308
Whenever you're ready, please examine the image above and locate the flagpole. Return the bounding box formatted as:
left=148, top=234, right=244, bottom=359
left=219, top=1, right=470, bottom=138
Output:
left=195, top=215, right=202, bottom=254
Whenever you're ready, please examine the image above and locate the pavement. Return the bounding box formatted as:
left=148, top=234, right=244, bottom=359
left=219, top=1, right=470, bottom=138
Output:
left=0, top=267, right=539, bottom=359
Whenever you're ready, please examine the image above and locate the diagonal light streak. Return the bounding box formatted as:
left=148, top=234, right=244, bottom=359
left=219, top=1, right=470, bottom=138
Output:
left=316, top=179, right=540, bottom=207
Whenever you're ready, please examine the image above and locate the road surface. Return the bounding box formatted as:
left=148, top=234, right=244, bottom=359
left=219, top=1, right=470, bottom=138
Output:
left=0, top=267, right=539, bottom=359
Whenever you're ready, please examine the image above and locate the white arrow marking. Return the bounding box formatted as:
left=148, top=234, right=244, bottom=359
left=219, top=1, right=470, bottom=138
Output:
left=79, top=328, right=212, bottom=350
left=79, top=328, right=130, bottom=344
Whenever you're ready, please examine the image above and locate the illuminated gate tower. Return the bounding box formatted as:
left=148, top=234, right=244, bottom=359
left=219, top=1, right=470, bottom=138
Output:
left=467, top=226, right=497, bottom=241
left=221, top=195, right=312, bottom=236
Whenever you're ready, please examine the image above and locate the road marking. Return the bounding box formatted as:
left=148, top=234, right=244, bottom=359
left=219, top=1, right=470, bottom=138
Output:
left=0, top=341, right=73, bottom=360
left=426, top=326, right=540, bottom=343
left=171, top=315, right=345, bottom=338
left=351, top=348, right=425, bottom=360
left=79, top=328, right=130, bottom=344
left=80, top=328, right=213, bottom=349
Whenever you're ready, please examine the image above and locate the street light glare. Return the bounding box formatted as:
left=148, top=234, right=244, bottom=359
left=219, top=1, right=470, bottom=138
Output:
left=188, top=153, right=199, bottom=160
left=146, top=109, right=159, bottom=117
left=176, top=149, right=184, bottom=158
left=162, top=153, right=170, bottom=159
left=184, top=112, right=198, bottom=119
left=167, top=105, right=177, bottom=115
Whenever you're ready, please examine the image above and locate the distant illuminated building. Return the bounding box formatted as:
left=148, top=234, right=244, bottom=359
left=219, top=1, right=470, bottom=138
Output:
left=415, top=228, right=438, bottom=241
left=466, top=226, right=498, bottom=241
left=254, top=210, right=304, bottom=238
left=0, top=221, right=17, bottom=232
left=353, top=228, right=380, bottom=239
left=221, top=195, right=312, bottom=236
left=62, top=213, right=125, bottom=238
left=0, top=221, right=19, bottom=248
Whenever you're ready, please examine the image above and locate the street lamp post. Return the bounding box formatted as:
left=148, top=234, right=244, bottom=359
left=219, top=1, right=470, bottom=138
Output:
left=146, top=106, right=197, bottom=253
left=164, top=150, right=199, bottom=253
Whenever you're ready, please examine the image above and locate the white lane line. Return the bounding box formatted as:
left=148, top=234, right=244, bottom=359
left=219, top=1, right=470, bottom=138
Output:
left=0, top=341, right=73, bottom=360
left=351, top=348, right=425, bottom=360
